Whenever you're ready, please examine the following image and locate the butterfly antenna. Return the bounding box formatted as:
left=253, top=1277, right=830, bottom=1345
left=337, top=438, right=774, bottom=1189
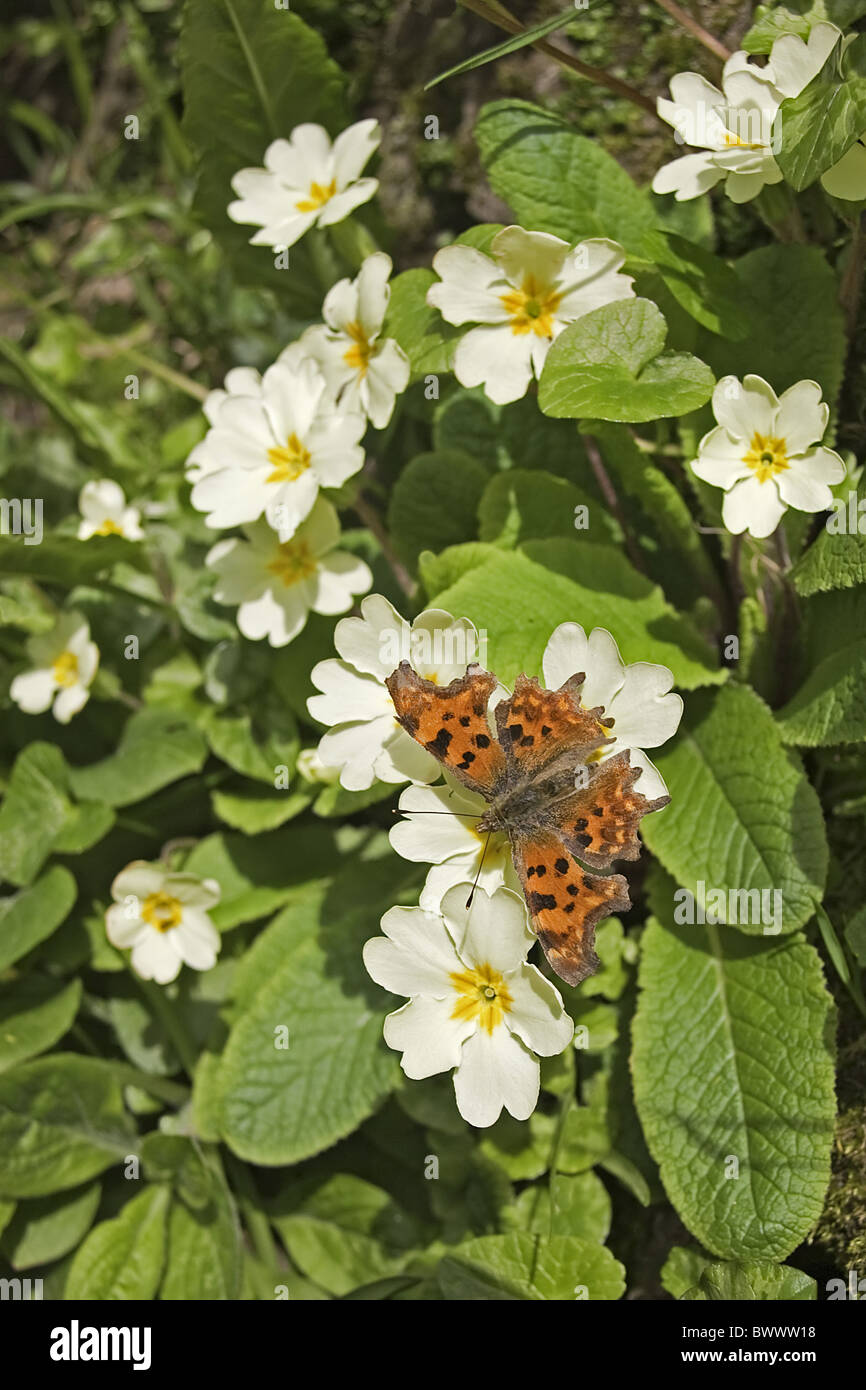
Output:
left=465, top=831, right=492, bottom=910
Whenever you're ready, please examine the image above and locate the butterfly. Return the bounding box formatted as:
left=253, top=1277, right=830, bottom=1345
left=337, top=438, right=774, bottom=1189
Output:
left=385, top=660, right=668, bottom=986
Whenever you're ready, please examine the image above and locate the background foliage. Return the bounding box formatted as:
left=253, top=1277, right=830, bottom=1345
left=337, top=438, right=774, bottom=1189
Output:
left=0, top=0, right=864, bottom=1300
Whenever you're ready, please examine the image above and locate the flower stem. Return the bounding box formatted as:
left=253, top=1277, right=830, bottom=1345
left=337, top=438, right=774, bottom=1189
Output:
left=840, top=210, right=866, bottom=340
left=224, top=1153, right=279, bottom=1269
left=354, top=490, right=416, bottom=600
left=130, top=971, right=200, bottom=1080
left=457, top=0, right=658, bottom=117
left=650, top=0, right=731, bottom=62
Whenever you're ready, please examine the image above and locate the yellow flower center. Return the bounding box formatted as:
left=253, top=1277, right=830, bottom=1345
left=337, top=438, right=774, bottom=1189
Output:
left=266, top=433, right=312, bottom=483
left=342, top=320, right=377, bottom=376
left=743, top=431, right=789, bottom=484
left=93, top=519, right=123, bottom=536
left=500, top=274, right=563, bottom=338
left=450, top=962, right=513, bottom=1035
left=266, top=538, right=317, bottom=587
left=295, top=178, right=337, bottom=213
left=723, top=132, right=764, bottom=149
left=141, top=891, right=182, bottom=933
left=52, top=650, right=79, bottom=688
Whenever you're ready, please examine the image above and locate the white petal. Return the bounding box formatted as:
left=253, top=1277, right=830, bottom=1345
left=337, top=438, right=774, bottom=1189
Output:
left=623, top=746, right=669, bottom=802
left=577, top=628, right=628, bottom=713
left=390, top=783, right=484, bottom=865
left=774, top=380, right=829, bottom=453
left=542, top=622, right=589, bottom=690
left=821, top=140, right=866, bottom=200
left=652, top=153, right=726, bottom=200
left=607, top=662, right=682, bottom=750
left=776, top=454, right=842, bottom=513
left=331, top=118, right=380, bottom=185
left=316, top=715, right=400, bottom=791
left=453, top=1026, right=540, bottom=1127
left=10, top=668, right=55, bottom=714
left=712, top=374, right=777, bottom=439
left=453, top=324, right=534, bottom=404
left=130, top=932, right=182, bottom=984
left=53, top=683, right=89, bottom=723
left=356, top=252, right=393, bottom=337
left=332, top=593, right=405, bottom=675
left=722, top=475, right=786, bottom=538
left=441, top=884, right=534, bottom=975
left=174, top=910, right=220, bottom=971
left=427, top=245, right=506, bottom=325
left=505, top=965, right=574, bottom=1056
left=105, top=905, right=147, bottom=949
left=307, top=658, right=392, bottom=725
left=383, top=996, right=473, bottom=1079
left=365, top=903, right=465, bottom=996
left=111, top=861, right=165, bottom=903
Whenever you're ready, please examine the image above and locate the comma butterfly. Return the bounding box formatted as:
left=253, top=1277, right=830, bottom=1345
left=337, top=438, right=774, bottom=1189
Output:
left=386, top=660, right=668, bottom=986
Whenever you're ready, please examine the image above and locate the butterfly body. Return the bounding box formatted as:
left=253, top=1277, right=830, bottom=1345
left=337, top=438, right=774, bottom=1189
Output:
left=386, top=660, right=668, bottom=986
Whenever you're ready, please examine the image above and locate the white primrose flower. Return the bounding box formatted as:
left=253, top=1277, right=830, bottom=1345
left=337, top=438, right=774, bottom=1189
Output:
left=186, top=367, right=269, bottom=482
left=77, top=479, right=143, bottom=541
left=206, top=500, right=371, bottom=648
left=307, top=595, right=482, bottom=791
left=690, top=375, right=846, bottom=539
left=228, top=119, right=380, bottom=250
left=188, top=355, right=365, bottom=540
left=764, top=22, right=866, bottom=200
left=300, top=253, right=410, bottom=428
left=541, top=624, right=682, bottom=801
left=10, top=610, right=99, bottom=725
left=390, top=774, right=520, bottom=913
left=652, top=52, right=787, bottom=203
left=426, top=225, right=634, bottom=405
left=363, top=884, right=574, bottom=1128
left=106, top=861, right=221, bottom=985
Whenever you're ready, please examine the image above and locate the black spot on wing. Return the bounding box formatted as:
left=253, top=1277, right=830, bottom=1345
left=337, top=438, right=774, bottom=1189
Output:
left=426, top=728, right=452, bottom=758
left=475, top=734, right=490, bottom=748
left=555, top=858, right=568, bottom=874
left=529, top=892, right=557, bottom=914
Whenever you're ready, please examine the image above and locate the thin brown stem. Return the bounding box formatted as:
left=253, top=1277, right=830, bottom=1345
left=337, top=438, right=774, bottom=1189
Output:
left=354, top=491, right=416, bottom=600
left=840, top=211, right=866, bottom=341
left=458, top=0, right=658, bottom=116
left=581, top=432, right=646, bottom=573
left=651, top=0, right=731, bottom=62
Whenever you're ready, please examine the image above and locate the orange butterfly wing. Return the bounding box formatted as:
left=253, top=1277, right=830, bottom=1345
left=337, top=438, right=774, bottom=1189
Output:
left=510, top=830, right=630, bottom=985
left=385, top=661, right=506, bottom=797
left=555, top=751, right=669, bottom=870
left=493, top=672, right=612, bottom=778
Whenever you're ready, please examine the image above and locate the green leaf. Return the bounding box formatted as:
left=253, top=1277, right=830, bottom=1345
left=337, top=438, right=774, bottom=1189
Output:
left=0, top=1056, right=136, bottom=1198
left=777, top=33, right=866, bottom=189
left=681, top=1259, right=817, bottom=1300
left=641, top=685, right=828, bottom=934
left=775, top=591, right=866, bottom=746
left=184, top=824, right=339, bottom=930
left=0, top=744, right=76, bottom=886
left=0, top=977, right=82, bottom=1072
left=0, top=534, right=146, bottom=584
left=640, top=230, right=750, bottom=339
left=478, top=468, right=614, bottom=547
left=211, top=781, right=310, bottom=834
left=428, top=541, right=722, bottom=689
left=506, top=1172, right=612, bottom=1243
left=160, top=1178, right=242, bottom=1300
left=743, top=2, right=866, bottom=54
left=474, top=99, right=654, bottom=251
left=792, top=501, right=866, bottom=595
left=425, top=6, right=578, bottom=90
left=270, top=1174, right=419, bottom=1296
left=0, top=867, right=77, bottom=973
left=1, top=1181, right=100, bottom=1270
left=661, top=1244, right=712, bottom=1298
left=538, top=299, right=714, bottom=422
left=179, top=0, right=348, bottom=304
left=589, top=422, right=723, bottom=608
left=437, top=1233, right=625, bottom=1300
left=68, top=709, right=207, bottom=807
left=699, top=245, right=846, bottom=407
left=632, top=870, right=836, bottom=1261
left=65, top=1185, right=170, bottom=1300
left=200, top=700, right=298, bottom=784
left=382, top=269, right=460, bottom=381
left=214, top=866, right=401, bottom=1164
left=387, top=450, right=491, bottom=574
